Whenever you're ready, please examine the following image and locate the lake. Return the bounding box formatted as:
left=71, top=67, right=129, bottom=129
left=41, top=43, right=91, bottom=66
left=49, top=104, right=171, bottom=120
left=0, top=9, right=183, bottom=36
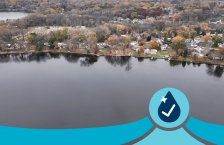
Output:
left=0, top=12, right=29, bottom=21
left=0, top=53, right=223, bottom=128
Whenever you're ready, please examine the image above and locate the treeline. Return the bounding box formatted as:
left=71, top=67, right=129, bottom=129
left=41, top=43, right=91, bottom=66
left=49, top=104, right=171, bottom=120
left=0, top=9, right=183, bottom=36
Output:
left=11, top=13, right=153, bottom=33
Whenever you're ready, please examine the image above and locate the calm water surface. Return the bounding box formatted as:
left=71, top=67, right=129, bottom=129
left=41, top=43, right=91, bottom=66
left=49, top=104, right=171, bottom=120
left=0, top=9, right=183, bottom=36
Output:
left=0, top=12, right=29, bottom=20
left=0, top=53, right=223, bottom=128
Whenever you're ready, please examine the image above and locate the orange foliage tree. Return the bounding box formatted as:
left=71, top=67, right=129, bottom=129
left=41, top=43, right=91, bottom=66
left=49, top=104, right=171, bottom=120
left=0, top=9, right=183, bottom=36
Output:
left=149, top=42, right=160, bottom=50
left=201, top=35, right=211, bottom=42
left=171, top=36, right=185, bottom=52
left=138, top=41, right=146, bottom=46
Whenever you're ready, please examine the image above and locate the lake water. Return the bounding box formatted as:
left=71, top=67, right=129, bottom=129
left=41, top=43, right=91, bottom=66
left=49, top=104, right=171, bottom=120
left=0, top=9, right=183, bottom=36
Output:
left=0, top=53, right=223, bottom=128
left=0, top=12, right=29, bottom=20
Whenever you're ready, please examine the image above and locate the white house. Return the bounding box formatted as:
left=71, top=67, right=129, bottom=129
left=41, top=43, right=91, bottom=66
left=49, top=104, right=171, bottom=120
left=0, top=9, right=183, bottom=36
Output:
left=58, top=43, right=67, bottom=49
left=97, top=43, right=106, bottom=49
left=161, top=44, right=168, bottom=51
left=130, top=41, right=139, bottom=51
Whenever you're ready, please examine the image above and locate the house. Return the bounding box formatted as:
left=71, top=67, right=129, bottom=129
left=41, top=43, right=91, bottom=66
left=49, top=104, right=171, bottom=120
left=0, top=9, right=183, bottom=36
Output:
left=161, top=44, right=168, bottom=51
left=132, top=18, right=139, bottom=23
left=123, top=18, right=131, bottom=23
left=117, top=17, right=124, bottom=22
left=218, top=34, right=223, bottom=37
left=143, top=42, right=149, bottom=49
left=209, top=53, right=223, bottom=60
left=79, top=43, right=89, bottom=49
left=58, top=43, right=67, bottom=49
left=44, top=42, right=50, bottom=47
left=143, top=49, right=157, bottom=55
left=97, top=43, right=106, bottom=49
left=130, top=41, right=139, bottom=51
left=12, top=35, right=23, bottom=41
left=14, top=43, right=20, bottom=49
left=7, top=44, right=11, bottom=48
left=208, top=19, right=221, bottom=24
left=132, top=33, right=141, bottom=41
left=144, top=49, right=150, bottom=54
left=151, top=38, right=163, bottom=45
left=150, top=49, right=157, bottom=55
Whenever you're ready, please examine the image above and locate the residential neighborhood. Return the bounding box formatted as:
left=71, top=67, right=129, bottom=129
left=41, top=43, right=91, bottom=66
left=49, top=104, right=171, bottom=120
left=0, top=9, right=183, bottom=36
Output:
left=1, top=0, right=224, bottom=65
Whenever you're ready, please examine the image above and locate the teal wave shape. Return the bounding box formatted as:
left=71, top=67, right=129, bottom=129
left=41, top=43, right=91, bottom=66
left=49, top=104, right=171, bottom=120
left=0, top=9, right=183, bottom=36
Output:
left=186, top=117, right=224, bottom=145
left=134, top=127, right=204, bottom=145
left=0, top=117, right=152, bottom=145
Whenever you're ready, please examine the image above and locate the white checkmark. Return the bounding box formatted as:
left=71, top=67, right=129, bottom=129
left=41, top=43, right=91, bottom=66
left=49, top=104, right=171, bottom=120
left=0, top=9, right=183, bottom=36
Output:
left=162, top=104, right=176, bottom=117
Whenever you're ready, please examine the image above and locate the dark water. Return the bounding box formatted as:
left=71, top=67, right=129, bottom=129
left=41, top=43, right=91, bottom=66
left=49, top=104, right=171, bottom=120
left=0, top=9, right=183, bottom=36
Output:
left=0, top=53, right=223, bottom=128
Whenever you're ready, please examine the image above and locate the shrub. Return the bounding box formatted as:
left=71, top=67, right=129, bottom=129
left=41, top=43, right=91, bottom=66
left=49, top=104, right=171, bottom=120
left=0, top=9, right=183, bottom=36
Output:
left=138, top=41, right=146, bottom=46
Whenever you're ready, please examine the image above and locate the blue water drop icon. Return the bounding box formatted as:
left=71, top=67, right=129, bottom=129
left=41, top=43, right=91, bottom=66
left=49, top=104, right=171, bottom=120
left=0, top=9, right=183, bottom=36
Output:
left=158, top=91, right=181, bottom=122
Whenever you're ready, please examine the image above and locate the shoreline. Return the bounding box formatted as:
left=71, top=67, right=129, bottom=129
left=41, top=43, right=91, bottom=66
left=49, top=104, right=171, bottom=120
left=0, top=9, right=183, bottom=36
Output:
left=0, top=50, right=224, bottom=66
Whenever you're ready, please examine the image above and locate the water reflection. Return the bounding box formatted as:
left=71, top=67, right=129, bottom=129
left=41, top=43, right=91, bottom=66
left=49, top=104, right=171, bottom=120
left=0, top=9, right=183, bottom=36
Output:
left=206, top=64, right=224, bottom=78
left=137, top=57, right=144, bottom=62
left=182, top=62, right=186, bottom=67
left=0, top=53, right=223, bottom=78
left=125, top=60, right=132, bottom=71
left=80, top=55, right=98, bottom=67
left=105, top=56, right=130, bottom=67
left=169, top=61, right=182, bottom=67
left=64, top=54, right=80, bottom=63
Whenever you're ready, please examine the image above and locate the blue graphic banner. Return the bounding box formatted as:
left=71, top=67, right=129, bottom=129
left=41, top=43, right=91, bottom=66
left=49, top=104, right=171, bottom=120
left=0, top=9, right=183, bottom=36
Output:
left=186, top=117, right=224, bottom=145
left=0, top=117, right=152, bottom=145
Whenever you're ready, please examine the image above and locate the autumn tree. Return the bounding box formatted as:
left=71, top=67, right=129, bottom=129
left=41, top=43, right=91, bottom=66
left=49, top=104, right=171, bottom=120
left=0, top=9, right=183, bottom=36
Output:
left=220, top=47, right=224, bottom=55
left=25, top=34, right=35, bottom=50
left=138, top=41, right=146, bottom=46
left=201, top=35, right=212, bottom=42
left=105, top=36, right=118, bottom=47
left=116, top=24, right=126, bottom=35
left=139, top=46, right=144, bottom=53
left=170, top=51, right=177, bottom=59
left=53, top=27, right=68, bottom=42
left=86, top=31, right=97, bottom=50
left=93, top=25, right=111, bottom=42
left=171, top=36, right=186, bottom=52
left=178, top=31, right=189, bottom=39
left=149, top=42, right=160, bottom=50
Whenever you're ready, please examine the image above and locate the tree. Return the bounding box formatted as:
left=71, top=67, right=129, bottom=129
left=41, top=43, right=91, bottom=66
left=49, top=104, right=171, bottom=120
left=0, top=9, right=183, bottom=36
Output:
left=194, top=27, right=201, bottom=35
left=201, top=35, right=212, bottom=42
left=178, top=31, right=189, bottom=39
left=105, top=36, right=118, bottom=47
left=139, top=46, right=144, bottom=53
left=171, top=36, right=185, bottom=52
left=53, top=27, right=68, bottom=42
left=170, top=51, right=177, bottom=59
left=212, top=36, right=223, bottom=48
left=116, top=24, right=126, bottom=35
left=147, top=36, right=151, bottom=41
left=25, top=34, right=35, bottom=50
left=94, top=46, right=99, bottom=54
left=220, top=47, right=224, bottom=55
left=183, top=49, right=188, bottom=58
left=172, top=36, right=185, bottom=43
left=138, top=41, right=146, bottom=46
left=78, top=34, right=86, bottom=43
left=93, top=26, right=111, bottom=42
left=149, top=42, right=159, bottom=50
left=86, top=31, right=97, bottom=49
left=25, top=34, right=34, bottom=43
left=189, top=30, right=197, bottom=40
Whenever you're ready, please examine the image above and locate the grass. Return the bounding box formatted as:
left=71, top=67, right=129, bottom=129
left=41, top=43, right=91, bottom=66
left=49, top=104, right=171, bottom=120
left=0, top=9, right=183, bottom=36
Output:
left=99, top=49, right=108, bottom=55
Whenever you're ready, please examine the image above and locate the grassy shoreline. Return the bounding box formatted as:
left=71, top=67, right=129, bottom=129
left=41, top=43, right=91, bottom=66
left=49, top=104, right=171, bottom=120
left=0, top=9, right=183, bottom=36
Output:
left=1, top=50, right=224, bottom=66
